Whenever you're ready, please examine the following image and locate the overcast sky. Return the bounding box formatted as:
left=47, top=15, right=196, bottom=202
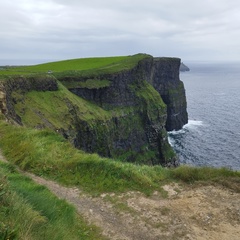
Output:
left=1, top=0, right=240, bottom=65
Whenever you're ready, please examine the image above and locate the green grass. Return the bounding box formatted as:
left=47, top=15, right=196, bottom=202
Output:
left=171, top=165, right=240, bottom=191
left=0, top=54, right=150, bottom=76
left=12, top=81, right=144, bottom=132
left=0, top=162, right=106, bottom=240
left=13, top=82, right=112, bottom=129
left=0, top=120, right=240, bottom=196
left=71, top=79, right=111, bottom=89
left=0, top=121, right=167, bottom=195
left=132, top=80, right=166, bottom=121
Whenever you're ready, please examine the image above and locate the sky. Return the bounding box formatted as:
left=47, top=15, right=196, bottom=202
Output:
left=1, top=0, right=240, bottom=65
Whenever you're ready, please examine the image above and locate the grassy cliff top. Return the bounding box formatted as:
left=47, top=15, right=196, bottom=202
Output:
left=0, top=53, right=151, bottom=76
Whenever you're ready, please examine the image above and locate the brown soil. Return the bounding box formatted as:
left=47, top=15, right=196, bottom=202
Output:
left=1, top=150, right=240, bottom=239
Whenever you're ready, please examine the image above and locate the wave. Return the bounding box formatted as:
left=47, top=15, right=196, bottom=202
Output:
left=168, top=136, right=175, bottom=147
left=168, top=119, right=204, bottom=147
left=184, top=120, right=203, bottom=128
left=168, top=128, right=185, bottom=135
left=168, top=120, right=203, bottom=135
left=183, top=120, right=204, bottom=132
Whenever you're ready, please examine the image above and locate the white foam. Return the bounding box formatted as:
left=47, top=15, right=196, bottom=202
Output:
left=168, top=120, right=203, bottom=140
left=168, top=136, right=175, bottom=147
left=168, top=129, right=185, bottom=135
left=183, top=120, right=203, bottom=129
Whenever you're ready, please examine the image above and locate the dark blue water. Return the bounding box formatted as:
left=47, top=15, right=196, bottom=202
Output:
left=168, top=62, right=240, bottom=170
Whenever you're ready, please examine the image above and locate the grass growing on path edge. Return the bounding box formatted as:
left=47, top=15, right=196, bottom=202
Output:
left=0, top=162, right=106, bottom=240
left=0, top=121, right=168, bottom=195
left=0, top=120, right=240, bottom=196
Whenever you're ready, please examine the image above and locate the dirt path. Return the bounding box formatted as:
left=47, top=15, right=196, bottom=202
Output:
left=1, top=150, right=240, bottom=239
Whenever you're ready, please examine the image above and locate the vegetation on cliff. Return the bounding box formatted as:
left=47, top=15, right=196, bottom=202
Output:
left=1, top=54, right=184, bottom=166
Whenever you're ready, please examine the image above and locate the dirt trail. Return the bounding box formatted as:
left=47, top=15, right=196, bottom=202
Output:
left=1, top=150, right=240, bottom=239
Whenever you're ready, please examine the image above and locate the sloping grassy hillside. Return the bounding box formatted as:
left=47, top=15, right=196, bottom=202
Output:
left=0, top=54, right=150, bottom=76
left=0, top=121, right=166, bottom=194
left=13, top=82, right=112, bottom=129
left=0, top=162, right=106, bottom=240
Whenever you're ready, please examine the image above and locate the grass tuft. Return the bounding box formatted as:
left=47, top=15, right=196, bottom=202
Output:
left=0, top=162, right=106, bottom=240
left=170, top=165, right=240, bottom=183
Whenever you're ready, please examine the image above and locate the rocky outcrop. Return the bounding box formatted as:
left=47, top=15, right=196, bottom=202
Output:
left=0, top=84, right=7, bottom=116
left=147, top=58, right=188, bottom=130
left=0, top=75, right=58, bottom=124
left=180, top=62, right=190, bottom=72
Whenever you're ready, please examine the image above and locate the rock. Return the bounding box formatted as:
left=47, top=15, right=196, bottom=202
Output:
left=147, top=57, right=188, bottom=131
left=0, top=75, right=57, bottom=124
left=180, top=62, right=190, bottom=72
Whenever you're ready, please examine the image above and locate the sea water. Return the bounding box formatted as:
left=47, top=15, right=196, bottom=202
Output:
left=168, top=62, right=240, bottom=170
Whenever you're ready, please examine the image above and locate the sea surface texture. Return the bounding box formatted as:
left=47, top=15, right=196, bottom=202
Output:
left=168, top=62, right=240, bottom=170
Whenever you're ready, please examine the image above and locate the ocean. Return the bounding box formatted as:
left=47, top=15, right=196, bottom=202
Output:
left=168, top=62, right=240, bottom=170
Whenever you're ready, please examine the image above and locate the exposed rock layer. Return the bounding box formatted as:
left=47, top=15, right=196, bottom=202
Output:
left=0, top=75, right=57, bottom=124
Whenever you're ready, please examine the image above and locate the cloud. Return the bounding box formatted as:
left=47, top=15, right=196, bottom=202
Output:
left=1, top=0, right=240, bottom=64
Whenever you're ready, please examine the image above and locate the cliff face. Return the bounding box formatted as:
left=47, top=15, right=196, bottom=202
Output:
left=147, top=58, right=188, bottom=131
left=57, top=56, right=188, bottom=164
left=0, top=75, right=57, bottom=124
left=65, top=56, right=188, bottom=131
left=0, top=55, right=188, bottom=166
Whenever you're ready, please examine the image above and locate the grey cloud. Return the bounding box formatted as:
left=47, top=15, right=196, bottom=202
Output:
left=1, top=0, right=240, bottom=64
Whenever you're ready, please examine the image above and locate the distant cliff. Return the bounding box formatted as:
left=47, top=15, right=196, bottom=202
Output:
left=0, top=54, right=188, bottom=166
left=180, top=62, right=190, bottom=72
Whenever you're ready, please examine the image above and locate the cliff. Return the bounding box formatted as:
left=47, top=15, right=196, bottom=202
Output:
left=0, top=54, right=188, bottom=166
left=180, top=62, right=190, bottom=72
left=0, top=75, right=57, bottom=124
left=58, top=56, right=188, bottom=131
